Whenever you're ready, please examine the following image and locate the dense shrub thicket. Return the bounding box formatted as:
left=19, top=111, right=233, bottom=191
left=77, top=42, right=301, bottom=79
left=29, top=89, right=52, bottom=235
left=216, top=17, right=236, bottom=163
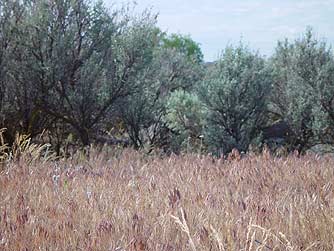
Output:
left=0, top=0, right=333, bottom=155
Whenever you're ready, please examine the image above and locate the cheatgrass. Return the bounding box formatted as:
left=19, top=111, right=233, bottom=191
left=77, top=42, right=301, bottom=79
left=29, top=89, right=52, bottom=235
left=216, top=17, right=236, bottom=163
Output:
left=0, top=146, right=333, bottom=250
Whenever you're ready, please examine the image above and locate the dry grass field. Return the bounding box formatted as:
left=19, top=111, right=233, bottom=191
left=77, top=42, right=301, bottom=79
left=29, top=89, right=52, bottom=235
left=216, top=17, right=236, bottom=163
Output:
left=1, top=146, right=334, bottom=251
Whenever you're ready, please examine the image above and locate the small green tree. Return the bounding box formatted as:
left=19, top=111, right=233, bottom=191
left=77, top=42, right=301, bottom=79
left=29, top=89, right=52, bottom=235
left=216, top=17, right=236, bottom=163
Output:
left=165, top=90, right=206, bottom=153
left=199, top=44, right=271, bottom=155
left=162, top=33, right=204, bottom=64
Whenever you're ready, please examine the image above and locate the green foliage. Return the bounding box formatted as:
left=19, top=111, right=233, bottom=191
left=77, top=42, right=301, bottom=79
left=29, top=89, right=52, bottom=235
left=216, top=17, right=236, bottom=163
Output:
left=1, top=0, right=159, bottom=146
left=162, top=33, right=204, bottom=64
left=118, top=40, right=204, bottom=151
left=270, top=28, right=334, bottom=152
left=0, top=0, right=28, bottom=143
left=0, top=0, right=333, bottom=156
left=165, top=90, right=206, bottom=152
left=199, top=44, right=271, bottom=155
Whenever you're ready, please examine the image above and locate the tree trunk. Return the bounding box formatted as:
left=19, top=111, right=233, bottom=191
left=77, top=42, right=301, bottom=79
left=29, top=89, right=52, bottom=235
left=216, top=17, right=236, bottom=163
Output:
left=77, top=127, right=90, bottom=146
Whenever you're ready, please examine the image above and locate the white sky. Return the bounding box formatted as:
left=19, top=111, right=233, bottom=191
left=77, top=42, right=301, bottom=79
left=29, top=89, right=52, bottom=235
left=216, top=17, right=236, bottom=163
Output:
left=106, top=0, right=334, bottom=61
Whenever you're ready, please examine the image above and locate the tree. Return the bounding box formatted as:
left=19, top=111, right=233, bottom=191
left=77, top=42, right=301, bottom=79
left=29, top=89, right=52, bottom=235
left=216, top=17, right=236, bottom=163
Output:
left=0, top=0, right=38, bottom=144
left=270, top=28, right=334, bottom=152
left=0, top=0, right=12, bottom=109
left=118, top=33, right=204, bottom=151
left=162, top=33, right=204, bottom=64
left=164, top=90, right=206, bottom=153
left=7, top=0, right=158, bottom=146
left=199, top=44, right=271, bottom=155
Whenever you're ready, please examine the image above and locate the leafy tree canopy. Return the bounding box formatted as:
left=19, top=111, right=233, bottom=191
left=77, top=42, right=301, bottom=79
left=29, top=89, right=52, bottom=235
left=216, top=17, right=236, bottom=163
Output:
left=162, top=33, right=204, bottom=63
